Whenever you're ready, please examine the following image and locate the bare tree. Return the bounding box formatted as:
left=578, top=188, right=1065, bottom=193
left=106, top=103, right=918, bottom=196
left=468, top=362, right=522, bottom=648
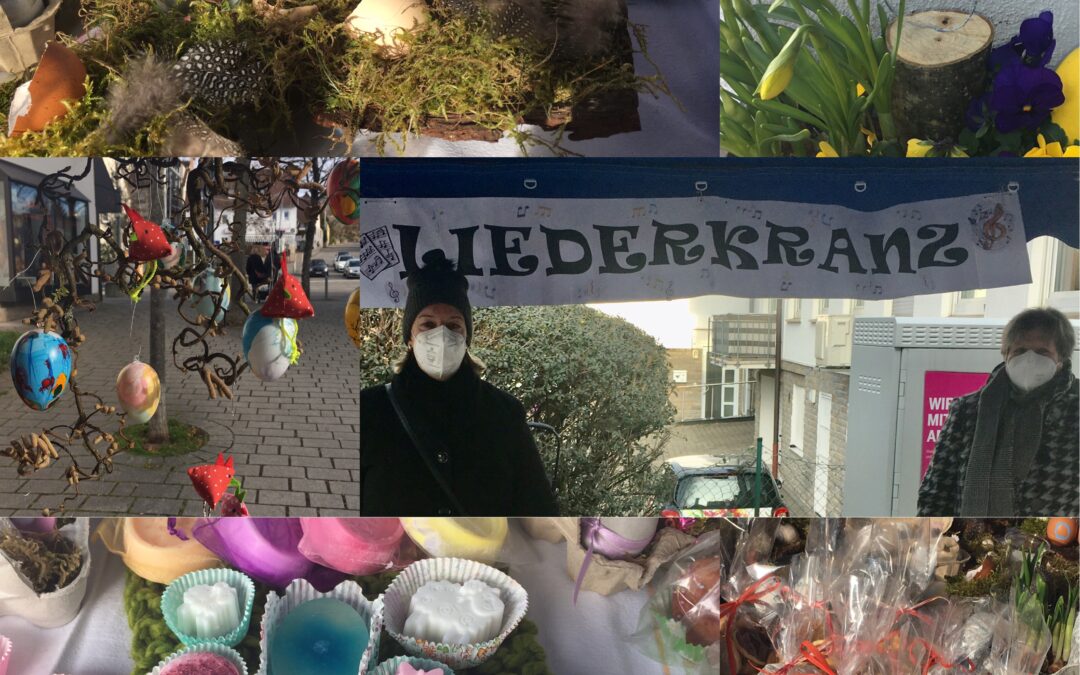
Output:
left=146, top=166, right=169, bottom=444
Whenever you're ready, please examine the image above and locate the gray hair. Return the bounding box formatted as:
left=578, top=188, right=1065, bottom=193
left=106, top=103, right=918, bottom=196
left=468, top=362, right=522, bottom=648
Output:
left=1001, top=307, right=1076, bottom=359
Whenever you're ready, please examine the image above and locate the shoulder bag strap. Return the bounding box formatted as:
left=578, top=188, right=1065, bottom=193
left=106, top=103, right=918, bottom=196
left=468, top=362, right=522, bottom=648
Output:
left=385, top=382, right=470, bottom=516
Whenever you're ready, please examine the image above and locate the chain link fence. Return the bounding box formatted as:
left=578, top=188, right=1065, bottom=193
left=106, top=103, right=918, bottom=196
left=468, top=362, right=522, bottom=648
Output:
left=777, top=446, right=846, bottom=517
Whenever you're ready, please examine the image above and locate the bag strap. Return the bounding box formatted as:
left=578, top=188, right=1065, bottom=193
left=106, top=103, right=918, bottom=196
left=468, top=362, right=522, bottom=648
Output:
left=385, top=382, right=470, bottom=516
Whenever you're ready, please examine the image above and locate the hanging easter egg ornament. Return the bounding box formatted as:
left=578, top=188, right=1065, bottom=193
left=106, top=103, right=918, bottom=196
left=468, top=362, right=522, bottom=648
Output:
left=345, top=288, right=361, bottom=348
left=190, top=269, right=231, bottom=324
left=188, top=454, right=236, bottom=510
left=243, top=312, right=298, bottom=382
left=115, top=359, right=161, bottom=424
left=122, top=204, right=173, bottom=301
left=8, top=41, right=87, bottom=137
left=260, top=252, right=314, bottom=319
left=9, top=330, right=72, bottom=411
left=327, top=158, right=360, bottom=227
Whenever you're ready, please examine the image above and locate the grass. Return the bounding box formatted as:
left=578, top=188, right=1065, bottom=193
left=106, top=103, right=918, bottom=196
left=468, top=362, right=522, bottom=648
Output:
left=0, top=331, right=17, bottom=395
left=121, top=418, right=208, bottom=457
left=0, top=0, right=665, bottom=155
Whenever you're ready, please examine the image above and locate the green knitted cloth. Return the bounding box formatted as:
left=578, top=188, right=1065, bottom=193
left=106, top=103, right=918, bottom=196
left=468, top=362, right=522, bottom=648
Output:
left=126, top=570, right=552, bottom=675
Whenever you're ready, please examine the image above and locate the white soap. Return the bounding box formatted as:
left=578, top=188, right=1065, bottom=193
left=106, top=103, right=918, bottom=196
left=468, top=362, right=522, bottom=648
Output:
left=404, top=579, right=505, bottom=644
left=176, top=582, right=240, bottom=639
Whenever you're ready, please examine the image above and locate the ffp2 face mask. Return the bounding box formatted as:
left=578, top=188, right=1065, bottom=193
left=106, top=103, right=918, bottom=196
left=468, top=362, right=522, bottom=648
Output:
left=413, top=325, right=468, bottom=381
left=1005, top=350, right=1059, bottom=392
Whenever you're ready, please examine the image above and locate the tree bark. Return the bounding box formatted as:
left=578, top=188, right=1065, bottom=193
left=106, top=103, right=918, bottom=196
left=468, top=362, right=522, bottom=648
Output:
left=226, top=158, right=252, bottom=325
left=888, top=11, right=994, bottom=144
left=147, top=169, right=169, bottom=444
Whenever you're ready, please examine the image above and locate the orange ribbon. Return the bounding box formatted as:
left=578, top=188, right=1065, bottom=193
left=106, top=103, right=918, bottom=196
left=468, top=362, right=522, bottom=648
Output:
left=720, top=575, right=783, bottom=675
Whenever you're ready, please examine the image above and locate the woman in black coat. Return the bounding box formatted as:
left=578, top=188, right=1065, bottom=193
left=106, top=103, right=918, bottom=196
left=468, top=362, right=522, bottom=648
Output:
left=360, top=251, right=559, bottom=516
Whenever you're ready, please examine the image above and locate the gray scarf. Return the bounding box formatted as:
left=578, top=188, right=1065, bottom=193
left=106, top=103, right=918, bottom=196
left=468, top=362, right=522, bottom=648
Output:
left=960, top=364, right=1062, bottom=516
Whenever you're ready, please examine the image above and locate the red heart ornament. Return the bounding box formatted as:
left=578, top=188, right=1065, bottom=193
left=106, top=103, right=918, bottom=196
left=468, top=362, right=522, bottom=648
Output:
left=187, top=453, right=236, bottom=509
left=123, top=204, right=173, bottom=262
left=260, top=252, right=314, bottom=319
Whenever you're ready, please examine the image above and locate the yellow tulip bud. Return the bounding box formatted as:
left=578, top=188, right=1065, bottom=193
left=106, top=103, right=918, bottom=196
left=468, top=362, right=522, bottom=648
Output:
left=906, top=138, right=933, bottom=158
left=757, top=25, right=809, bottom=101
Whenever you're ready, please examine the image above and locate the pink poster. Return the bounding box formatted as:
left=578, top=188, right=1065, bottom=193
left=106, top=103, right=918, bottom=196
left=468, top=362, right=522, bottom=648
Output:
left=922, top=371, right=991, bottom=477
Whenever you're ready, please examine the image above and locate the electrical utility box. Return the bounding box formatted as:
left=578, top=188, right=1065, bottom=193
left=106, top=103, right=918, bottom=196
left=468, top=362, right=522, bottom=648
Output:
left=842, top=317, right=1080, bottom=517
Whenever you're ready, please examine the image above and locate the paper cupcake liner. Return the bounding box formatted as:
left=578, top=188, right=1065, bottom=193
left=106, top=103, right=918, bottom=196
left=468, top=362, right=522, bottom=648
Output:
left=382, top=558, right=529, bottom=670
left=368, top=656, right=456, bottom=675
left=162, top=568, right=256, bottom=648
left=0, top=634, right=12, bottom=675
left=149, top=643, right=248, bottom=675
left=0, top=519, right=91, bottom=628
left=257, top=578, right=382, bottom=675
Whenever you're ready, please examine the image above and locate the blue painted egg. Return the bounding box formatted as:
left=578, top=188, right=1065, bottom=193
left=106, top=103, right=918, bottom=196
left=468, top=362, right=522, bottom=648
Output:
left=9, top=330, right=72, bottom=411
left=242, top=313, right=297, bottom=382
left=269, top=597, right=368, bottom=675
left=190, top=270, right=230, bottom=324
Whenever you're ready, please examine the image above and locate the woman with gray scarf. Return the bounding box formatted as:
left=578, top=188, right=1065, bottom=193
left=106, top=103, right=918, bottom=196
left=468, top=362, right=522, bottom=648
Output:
left=918, top=307, right=1078, bottom=517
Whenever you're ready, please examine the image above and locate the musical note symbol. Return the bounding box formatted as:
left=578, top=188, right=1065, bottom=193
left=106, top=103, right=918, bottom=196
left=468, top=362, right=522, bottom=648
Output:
left=753, top=209, right=763, bottom=221
left=387, top=283, right=401, bottom=304
left=873, top=285, right=883, bottom=296
left=516, top=205, right=529, bottom=218
left=648, top=203, right=659, bottom=216
left=780, top=280, right=792, bottom=292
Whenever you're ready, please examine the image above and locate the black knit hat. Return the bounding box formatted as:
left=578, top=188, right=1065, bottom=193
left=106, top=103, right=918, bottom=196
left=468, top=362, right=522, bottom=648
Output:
left=402, top=249, right=473, bottom=345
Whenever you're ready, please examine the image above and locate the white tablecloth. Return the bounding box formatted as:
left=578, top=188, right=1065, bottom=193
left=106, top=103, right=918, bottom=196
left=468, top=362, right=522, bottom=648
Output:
left=4, top=523, right=699, bottom=674
left=342, top=0, right=719, bottom=158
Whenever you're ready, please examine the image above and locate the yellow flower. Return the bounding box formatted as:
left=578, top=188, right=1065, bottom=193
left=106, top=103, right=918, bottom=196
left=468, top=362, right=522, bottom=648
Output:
left=860, top=126, right=877, bottom=147
left=906, top=138, right=933, bottom=157
left=1024, top=134, right=1080, bottom=157
left=757, top=25, right=809, bottom=101
left=906, top=138, right=968, bottom=158
left=816, top=141, right=839, bottom=157
left=856, top=83, right=867, bottom=97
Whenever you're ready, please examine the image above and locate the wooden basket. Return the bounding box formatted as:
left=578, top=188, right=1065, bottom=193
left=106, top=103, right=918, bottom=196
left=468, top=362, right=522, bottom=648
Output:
left=0, top=0, right=60, bottom=75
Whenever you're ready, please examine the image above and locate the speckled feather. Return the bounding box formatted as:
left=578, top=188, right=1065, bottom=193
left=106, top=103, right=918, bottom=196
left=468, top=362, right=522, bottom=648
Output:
left=172, top=42, right=265, bottom=109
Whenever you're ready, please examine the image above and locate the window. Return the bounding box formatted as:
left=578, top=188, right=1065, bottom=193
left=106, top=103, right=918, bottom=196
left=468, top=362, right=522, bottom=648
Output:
left=816, top=299, right=829, bottom=316
left=785, top=299, right=802, bottom=321
left=953, top=288, right=986, bottom=316
left=790, top=384, right=805, bottom=456
left=1054, top=243, right=1079, bottom=292
left=754, top=298, right=777, bottom=314
left=8, top=181, right=89, bottom=299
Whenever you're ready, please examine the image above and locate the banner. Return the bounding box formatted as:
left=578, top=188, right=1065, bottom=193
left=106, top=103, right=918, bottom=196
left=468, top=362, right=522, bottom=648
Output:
left=359, top=192, right=1030, bottom=307
left=921, top=371, right=991, bottom=478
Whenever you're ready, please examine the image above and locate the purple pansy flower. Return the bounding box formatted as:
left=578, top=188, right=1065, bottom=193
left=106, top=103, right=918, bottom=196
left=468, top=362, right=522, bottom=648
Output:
left=988, top=11, right=1055, bottom=70
left=989, top=62, right=1065, bottom=132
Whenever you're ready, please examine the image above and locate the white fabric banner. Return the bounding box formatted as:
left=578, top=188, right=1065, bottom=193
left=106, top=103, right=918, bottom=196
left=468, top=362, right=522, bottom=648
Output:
left=359, top=192, right=1030, bottom=307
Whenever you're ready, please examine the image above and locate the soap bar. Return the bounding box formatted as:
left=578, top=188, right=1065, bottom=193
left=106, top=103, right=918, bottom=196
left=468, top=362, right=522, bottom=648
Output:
left=159, top=653, right=240, bottom=675
left=269, top=598, right=368, bottom=675
left=395, top=663, right=445, bottom=675
left=404, top=580, right=504, bottom=645
left=176, top=582, right=240, bottom=639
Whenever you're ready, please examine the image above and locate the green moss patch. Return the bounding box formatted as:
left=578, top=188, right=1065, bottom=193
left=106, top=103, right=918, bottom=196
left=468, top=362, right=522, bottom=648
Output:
left=122, top=418, right=208, bottom=457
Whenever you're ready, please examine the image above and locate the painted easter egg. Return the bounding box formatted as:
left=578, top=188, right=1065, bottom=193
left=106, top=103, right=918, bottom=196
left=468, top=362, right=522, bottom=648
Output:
left=190, top=270, right=230, bottom=324
left=345, top=288, right=361, bottom=348
left=242, top=312, right=297, bottom=382
left=326, top=159, right=360, bottom=227
left=116, top=360, right=160, bottom=424
left=1047, top=518, right=1078, bottom=546
left=9, top=330, right=72, bottom=411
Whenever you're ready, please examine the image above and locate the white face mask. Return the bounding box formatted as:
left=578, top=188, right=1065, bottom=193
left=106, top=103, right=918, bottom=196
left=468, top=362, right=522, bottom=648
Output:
left=413, top=325, right=468, bottom=382
left=1005, top=350, right=1059, bottom=392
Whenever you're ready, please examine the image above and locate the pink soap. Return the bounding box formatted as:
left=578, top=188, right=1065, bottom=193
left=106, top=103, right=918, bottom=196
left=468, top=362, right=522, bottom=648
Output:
left=159, top=653, right=241, bottom=675
left=395, top=663, right=444, bottom=675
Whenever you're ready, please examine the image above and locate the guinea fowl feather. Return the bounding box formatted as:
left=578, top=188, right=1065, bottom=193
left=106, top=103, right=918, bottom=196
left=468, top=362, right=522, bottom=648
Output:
left=105, top=55, right=183, bottom=144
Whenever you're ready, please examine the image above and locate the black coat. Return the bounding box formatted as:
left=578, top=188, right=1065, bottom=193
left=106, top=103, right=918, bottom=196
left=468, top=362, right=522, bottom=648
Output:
left=360, top=355, right=559, bottom=516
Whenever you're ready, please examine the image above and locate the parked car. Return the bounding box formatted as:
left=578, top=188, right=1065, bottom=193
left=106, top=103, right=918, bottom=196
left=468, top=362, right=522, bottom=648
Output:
left=334, top=251, right=353, bottom=272
left=344, top=259, right=362, bottom=279
left=309, top=259, right=329, bottom=277
left=661, top=454, right=788, bottom=517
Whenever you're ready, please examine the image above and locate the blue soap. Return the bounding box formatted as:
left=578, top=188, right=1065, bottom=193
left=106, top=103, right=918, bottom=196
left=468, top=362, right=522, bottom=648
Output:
left=269, top=598, right=369, bottom=675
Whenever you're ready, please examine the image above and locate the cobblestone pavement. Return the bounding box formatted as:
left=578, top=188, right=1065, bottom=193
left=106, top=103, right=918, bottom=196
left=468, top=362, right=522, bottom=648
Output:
left=0, top=248, right=359, bottom=517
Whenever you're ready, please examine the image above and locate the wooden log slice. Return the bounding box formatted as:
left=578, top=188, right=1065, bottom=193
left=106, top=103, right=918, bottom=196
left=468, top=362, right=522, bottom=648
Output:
left=887, top=10, right=994, bottom=144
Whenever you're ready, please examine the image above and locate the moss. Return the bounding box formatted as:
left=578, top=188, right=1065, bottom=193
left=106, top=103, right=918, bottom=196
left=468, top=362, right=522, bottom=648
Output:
left=1019, top=518, right=1050, bottom=538
left=121, top=419, right=209, bottom=457
left=0, top=0, right=666, bottom=155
